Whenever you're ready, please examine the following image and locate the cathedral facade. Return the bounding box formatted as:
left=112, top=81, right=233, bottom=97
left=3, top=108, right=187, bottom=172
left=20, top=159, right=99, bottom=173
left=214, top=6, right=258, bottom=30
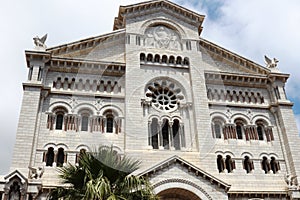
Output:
left=1, top=0, right=300, bottom=199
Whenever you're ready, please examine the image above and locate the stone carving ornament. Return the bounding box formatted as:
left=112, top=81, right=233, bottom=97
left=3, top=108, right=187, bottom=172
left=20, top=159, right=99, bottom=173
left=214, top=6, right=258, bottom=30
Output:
left=145, top=79, right=185, bottom=112
left=145, top=25, right=181, bottom=50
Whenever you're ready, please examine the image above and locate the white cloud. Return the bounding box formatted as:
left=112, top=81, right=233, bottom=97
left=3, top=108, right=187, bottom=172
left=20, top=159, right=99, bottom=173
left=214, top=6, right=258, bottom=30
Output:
left=0, top=0, right=300, bottom=174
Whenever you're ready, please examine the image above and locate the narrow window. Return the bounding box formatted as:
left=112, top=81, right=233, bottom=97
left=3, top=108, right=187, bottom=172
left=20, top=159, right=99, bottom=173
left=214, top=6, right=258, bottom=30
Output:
left=162, top=119, right=170, bottom=149
left=172, top=119, right=180, bottom=150
left=56, top=148, right=65, bottom=167
left=154, top=54, right=160, bottom=63
left=106, top=115, right=114, bottom=133
left=217, top=155, right=225, bottom=173
left=270, top=157, right=280, bottom=174
left=151, top=118, right=159, bottom=149
left=183, top=57, right=189, bottom=65
left=262, top=157, right=270, bottom=174
left=55, top=114, right=64, bottom=130
left=214, top=123, right=222, bottom=139
left=81, top=116, right=89, bottom=131
left=176, top=56, right=182, bottom=65
left=147, top=54, right=153, bottom=62
left=162, top=55, right=168, bottom=63
left=225, top=155, right=235, bottom=173
left=46, top=147, right=54, bottom=167
left=169, top=56, right=175, bottom=64
left=243, top=156, right=254, bottom=173
left=236, top=124, right=243, bottom=139
left=257, top=125, right=264, bottom=140
left=140, top=53, right=146, bottom=61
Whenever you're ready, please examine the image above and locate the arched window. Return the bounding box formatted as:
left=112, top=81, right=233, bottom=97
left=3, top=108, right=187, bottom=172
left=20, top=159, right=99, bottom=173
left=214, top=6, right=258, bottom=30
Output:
left=183, top=57, right=189, bottom=65
left=154, top=54, right=160, bottom=63
left=162, top=119, right=170, bottom=149
left=81, top=115, right=89, bottom=131
left=235, top=119, right=245, bottom=140
left=140, top=53, right=146, bottom=61
left=45, top=147, right=54, bottom=167
left=162, top=55, right=168, bottom=63
left=225, top=155, right=235, bottom=173
left=243, top=156, right=254, bottom=173
left=172, top=119, right=180, bottom=150
left=9, top=181, right=21, bottom=200
left=236, top=124, right=243, bottom=139
left=270, top=157, right=280, bottom=174
left=217, top=155, right=225, bottom=173
left=169, top=56, right=175, bottom=64
left=149, top=118, right=184, bottom=150
left=257, top=125, right=264, bottom=140
left=147, top=54, right=153, bottom=62
left=55, top=113, right=64, bottom=130
left=214, top=123, right=222, bottom=138
left=176, top=56, right=182, bottom=65
left=76, top=149, right=87, bottom=165
left=150, top=118, right=159, bottom=149
left=56, top=148, right=65, bottom=167
left=261, top=156, right=270, bottom=174
left=106, top=114, right=114, bottom=133
left=212, top=119, right=223, bottom=139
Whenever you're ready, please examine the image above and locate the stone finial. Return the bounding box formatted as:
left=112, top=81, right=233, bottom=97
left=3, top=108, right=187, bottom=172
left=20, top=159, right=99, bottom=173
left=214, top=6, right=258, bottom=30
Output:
left=33, top=34, right=47, bottom=50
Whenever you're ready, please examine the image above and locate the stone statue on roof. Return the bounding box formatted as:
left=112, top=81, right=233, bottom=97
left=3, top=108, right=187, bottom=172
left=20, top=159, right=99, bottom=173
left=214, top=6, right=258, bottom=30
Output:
left=264, top=55, right=279, bottom=68
left=33, top=34, right=47, bottom=50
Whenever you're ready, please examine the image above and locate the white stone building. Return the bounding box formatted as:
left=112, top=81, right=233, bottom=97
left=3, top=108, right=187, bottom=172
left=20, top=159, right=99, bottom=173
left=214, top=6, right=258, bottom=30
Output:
left=1, top=0, right=300, bottom=199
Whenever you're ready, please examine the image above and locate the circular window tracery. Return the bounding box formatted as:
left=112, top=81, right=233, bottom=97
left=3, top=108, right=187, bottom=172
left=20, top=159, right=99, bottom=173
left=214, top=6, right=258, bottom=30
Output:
left=146, top=79, right=184, bottom=112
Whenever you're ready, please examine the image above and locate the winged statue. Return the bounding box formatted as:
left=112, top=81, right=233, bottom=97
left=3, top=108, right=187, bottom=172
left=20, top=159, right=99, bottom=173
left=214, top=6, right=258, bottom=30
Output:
left=33, top=34, right=47, bottom=49
left=264, top=55, right=279, bottom=68
left=29, top=166, right=44, bottom=179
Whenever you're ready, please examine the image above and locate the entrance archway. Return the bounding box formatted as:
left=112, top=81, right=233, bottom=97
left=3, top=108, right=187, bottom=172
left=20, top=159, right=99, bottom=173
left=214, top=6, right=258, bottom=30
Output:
left=158, top=188, right=201, bottom=200
left=153, top=179, right=212, bottom=200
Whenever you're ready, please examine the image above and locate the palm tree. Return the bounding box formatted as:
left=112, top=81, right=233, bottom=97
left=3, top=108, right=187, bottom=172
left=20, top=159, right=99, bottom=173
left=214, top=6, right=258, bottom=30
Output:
left=48, top=146, right=158, bottom=200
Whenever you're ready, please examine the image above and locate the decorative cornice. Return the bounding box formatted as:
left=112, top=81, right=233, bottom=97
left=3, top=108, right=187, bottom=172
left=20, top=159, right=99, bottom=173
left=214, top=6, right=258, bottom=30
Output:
left=47, top=57, right=126, bottom=76
left=205, top=71, right=268, bottom=88
left=25, top=50, right=51, bottom=67
left=114, top=0, right=205, bottom=35
left=200, top=38, right=270, bottom=75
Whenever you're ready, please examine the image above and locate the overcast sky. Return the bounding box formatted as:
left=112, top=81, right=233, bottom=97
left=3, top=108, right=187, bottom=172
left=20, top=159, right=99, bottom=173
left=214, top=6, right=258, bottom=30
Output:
left=0, top=0, right=300, bottom=174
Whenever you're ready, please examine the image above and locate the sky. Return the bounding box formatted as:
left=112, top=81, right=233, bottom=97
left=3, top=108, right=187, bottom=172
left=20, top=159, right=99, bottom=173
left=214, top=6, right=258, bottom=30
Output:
left=0, top=0, right=300, bottom=174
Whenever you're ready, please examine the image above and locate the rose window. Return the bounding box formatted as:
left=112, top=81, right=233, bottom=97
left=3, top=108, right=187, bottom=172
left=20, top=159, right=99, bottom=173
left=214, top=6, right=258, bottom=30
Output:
left=146, top=80, right=184, bottom=112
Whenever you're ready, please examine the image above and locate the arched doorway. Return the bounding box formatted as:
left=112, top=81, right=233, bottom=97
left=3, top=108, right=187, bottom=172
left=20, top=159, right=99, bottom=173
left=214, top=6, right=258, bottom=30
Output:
left=158, top=188, right=201, bottom=200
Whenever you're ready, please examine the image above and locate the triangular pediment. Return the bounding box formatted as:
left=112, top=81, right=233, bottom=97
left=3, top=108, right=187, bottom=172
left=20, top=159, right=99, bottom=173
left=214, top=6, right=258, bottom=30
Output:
left=4, top=170, right=27, bottom=184
left=200, top=38, right=270, bottom=75
left=45, top=29, right=126, bottom=63
left=138, top=155, right=230, bottom=190
left=114, top=0, right=205, bottom=35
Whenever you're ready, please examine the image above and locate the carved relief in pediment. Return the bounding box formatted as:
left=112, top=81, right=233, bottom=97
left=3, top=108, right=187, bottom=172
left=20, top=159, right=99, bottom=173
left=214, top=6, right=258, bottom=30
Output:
left=145, top=25, right=182, bottom=50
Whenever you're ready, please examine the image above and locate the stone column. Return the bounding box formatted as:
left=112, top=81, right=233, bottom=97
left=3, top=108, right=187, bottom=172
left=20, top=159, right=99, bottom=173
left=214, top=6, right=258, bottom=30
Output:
left=147, top=120, right=152, bottom=147
left=169, top=122, right=174, bottom=150
left=158, top=122, right=164, bottom=150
